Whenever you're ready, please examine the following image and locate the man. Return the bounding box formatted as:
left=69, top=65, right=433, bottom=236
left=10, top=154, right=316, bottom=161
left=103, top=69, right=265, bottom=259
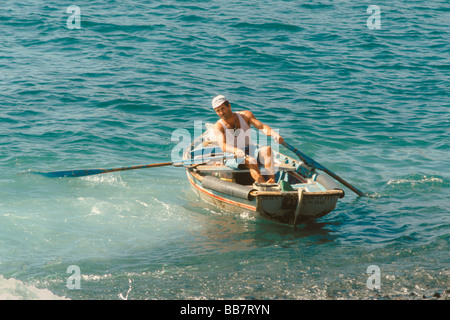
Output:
left=211, top=95, right=284, bottom=184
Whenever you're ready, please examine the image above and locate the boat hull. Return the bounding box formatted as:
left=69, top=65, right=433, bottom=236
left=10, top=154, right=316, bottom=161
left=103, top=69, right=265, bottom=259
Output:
left=256, top=191, right=340, bottom=224
left=186, top=170, right=343, bottom=226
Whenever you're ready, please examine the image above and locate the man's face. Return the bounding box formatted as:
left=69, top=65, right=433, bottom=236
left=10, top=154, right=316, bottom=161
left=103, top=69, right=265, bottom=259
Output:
left=215, top=102, right=233, bottom=120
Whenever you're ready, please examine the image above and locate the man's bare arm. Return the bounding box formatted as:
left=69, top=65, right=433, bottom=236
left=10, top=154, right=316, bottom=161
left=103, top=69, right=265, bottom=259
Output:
left=213, top=123, right=245, bottom=157
left=240, top=111, right=284, bottom=144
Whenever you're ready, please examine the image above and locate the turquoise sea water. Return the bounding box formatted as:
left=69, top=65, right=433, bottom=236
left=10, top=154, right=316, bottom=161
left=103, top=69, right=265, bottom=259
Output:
left=0, top=0, right=448, bottom=300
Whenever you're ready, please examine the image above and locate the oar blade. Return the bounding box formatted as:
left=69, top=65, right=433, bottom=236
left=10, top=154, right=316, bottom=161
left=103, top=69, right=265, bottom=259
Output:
left=33, top=169, right=107, bottom=178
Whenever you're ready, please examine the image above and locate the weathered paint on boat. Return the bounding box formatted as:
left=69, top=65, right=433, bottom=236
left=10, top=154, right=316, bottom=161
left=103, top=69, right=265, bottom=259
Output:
left=186, top=171, right=257, bottom=212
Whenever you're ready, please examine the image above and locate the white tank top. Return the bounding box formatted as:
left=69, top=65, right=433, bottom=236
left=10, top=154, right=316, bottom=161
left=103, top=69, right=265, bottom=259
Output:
left=219, top=113, right=252, bottom=151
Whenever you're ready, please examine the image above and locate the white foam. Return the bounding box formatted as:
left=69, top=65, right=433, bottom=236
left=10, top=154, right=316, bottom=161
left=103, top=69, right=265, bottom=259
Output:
left=80, top=173, right=127, bottom=186
left=0, top=276, right=68, bottom=300
left=387, top=176, right=443, bottom=186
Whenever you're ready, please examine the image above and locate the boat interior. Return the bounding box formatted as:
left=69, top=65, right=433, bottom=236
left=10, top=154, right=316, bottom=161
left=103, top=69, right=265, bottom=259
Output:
left=188, top=143, right=329, bottom=192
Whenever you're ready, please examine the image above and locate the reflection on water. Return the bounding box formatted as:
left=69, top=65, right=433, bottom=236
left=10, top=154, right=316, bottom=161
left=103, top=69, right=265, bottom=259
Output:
left=183, top=191, right=337, bottom=254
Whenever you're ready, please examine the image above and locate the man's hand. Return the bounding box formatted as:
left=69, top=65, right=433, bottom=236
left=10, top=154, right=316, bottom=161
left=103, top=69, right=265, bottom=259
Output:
left=234, top=148, right=246, bottom=159
left=272, top=132, right=284, bottom=144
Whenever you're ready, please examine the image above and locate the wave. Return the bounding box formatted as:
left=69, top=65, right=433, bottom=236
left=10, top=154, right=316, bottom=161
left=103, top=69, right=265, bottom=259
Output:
left=232, top=21, right=303, bottom=32
left=0, top=276, right=68, bottom=300
left=386, top=174, right=448, bottom=192
left=388, top=176, right=443, bottom=186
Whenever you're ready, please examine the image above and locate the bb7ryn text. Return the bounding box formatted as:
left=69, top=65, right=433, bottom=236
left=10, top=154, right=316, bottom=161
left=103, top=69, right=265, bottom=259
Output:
left=180, top=304, right=270, bottom=316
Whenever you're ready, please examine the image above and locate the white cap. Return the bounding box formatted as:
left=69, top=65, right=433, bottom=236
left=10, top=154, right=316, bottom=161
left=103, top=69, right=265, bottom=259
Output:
left=212, top=95, right=228, bottom=109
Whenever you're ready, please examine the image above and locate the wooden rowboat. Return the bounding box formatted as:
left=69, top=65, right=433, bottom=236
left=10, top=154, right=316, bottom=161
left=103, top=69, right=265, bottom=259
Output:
left=183, top=124, right=345, bottom=226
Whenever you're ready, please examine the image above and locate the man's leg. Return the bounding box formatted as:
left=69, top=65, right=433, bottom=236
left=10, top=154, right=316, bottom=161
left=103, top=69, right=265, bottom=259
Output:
left=258, top=146, right=275, bottom=183
left=245, top=156, right=265, bottom=183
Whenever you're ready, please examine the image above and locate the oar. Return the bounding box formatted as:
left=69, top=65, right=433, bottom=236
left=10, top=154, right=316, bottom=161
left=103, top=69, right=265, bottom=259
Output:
left=32, top=155, right=228, bottom=178
left=281, top=141, right=365, bottom=197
